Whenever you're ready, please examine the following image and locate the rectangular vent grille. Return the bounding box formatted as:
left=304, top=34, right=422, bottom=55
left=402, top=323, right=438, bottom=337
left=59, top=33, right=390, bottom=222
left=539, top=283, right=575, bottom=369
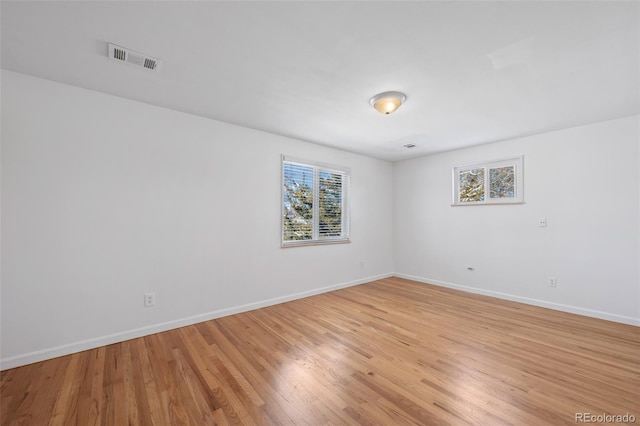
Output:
left=108, top=43, right=161, bottom=72
left=113, top=47, right=126, bottom=61
left=144, top=58, right=157, bottom=70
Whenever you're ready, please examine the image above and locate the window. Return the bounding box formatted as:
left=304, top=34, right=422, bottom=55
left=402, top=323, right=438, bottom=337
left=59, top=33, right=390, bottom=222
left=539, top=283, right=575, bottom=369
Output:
left=452, top=156, right=523, bottom=205
left=282, top=156, right=350, bottom=247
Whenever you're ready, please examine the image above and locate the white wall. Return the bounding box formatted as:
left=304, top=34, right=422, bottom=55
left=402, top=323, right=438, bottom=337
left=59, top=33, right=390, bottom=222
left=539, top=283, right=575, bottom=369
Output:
left=2, top=69, right=638, bottom=370
left=394, top=115, right=640, bottom=325
left=0, top=70, right=394, bottom=368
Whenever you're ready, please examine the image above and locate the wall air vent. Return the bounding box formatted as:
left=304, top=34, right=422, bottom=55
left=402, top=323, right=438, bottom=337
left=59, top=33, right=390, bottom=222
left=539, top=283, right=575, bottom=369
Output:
left=108, top=43, right=161, bottom=71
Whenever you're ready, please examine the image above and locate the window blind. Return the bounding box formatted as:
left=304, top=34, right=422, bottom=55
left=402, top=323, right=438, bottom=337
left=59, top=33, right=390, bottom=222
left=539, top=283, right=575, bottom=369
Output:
left=282, top=156, right=350, bottom=247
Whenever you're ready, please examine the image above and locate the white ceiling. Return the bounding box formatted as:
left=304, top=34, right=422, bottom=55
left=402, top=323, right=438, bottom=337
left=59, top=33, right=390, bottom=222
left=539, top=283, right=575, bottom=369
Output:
left=2, top=1, right=638, bottom=161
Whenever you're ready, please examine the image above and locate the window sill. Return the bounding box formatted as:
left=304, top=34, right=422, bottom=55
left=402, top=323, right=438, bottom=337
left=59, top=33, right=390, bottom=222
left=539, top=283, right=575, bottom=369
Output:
left=282, top=238, right=351, bottom=248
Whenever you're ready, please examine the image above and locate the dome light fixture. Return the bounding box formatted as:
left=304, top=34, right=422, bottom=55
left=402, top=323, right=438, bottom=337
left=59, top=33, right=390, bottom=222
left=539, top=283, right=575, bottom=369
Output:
left=369, top=91, right=406, bottom=115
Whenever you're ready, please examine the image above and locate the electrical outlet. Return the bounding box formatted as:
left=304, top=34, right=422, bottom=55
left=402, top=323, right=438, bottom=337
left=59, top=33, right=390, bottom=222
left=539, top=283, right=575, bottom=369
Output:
left=548, top=277, right=557, bottom=288
left=538, top=218, right=548, bottom=227
left=144, top=292, right=156, bottom=307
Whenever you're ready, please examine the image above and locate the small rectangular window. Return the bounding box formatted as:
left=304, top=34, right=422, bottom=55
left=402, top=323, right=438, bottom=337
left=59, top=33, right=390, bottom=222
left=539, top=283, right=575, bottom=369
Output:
left=452, top=156, right=523, bottom=205
left=282, top=156, right=350, bottom=247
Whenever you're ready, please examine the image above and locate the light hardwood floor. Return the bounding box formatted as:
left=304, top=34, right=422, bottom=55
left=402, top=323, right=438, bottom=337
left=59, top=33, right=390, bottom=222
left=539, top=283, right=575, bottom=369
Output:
left=2, top=277, right=639, bottom=425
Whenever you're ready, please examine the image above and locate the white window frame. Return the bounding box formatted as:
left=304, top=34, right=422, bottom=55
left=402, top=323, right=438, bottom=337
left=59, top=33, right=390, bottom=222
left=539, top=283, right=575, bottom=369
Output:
left=452, top=156, right=524, bottom=206
left=282, top=156, right=350, bottom=247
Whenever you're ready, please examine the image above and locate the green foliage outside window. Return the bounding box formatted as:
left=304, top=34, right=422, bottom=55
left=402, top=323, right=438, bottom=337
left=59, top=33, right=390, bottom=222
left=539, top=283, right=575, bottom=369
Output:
left=283, top=160, right=349, bottom=245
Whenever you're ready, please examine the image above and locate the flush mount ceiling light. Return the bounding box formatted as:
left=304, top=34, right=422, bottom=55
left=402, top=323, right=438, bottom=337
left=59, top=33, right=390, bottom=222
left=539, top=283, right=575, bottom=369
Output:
left=369, top=91, right=406, bottom=115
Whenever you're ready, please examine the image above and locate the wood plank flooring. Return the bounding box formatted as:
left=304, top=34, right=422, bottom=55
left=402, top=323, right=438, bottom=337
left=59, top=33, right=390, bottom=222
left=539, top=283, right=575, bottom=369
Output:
left=2, top=277, right=639, bottom=425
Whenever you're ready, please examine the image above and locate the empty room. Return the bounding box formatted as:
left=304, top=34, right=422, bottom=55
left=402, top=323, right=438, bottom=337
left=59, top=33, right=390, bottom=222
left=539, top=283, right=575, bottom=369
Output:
left=1, top=1, right=638, bottom=425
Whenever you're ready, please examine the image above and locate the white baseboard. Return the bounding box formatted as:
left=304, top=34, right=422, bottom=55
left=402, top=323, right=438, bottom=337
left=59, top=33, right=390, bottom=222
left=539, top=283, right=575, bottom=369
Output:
left=0, top=273, right=393, bottom=371
left=394, top=273, right=640, bottom=326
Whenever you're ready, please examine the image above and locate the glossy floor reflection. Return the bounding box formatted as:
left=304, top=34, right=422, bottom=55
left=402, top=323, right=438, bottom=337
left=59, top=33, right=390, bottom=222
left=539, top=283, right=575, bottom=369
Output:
left=2, top=277, right=639, bottom=425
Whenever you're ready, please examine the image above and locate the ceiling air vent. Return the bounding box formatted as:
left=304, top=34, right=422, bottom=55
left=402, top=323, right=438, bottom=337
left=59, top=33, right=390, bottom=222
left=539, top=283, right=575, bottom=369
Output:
left=108, top=43, right=161, bottom=71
